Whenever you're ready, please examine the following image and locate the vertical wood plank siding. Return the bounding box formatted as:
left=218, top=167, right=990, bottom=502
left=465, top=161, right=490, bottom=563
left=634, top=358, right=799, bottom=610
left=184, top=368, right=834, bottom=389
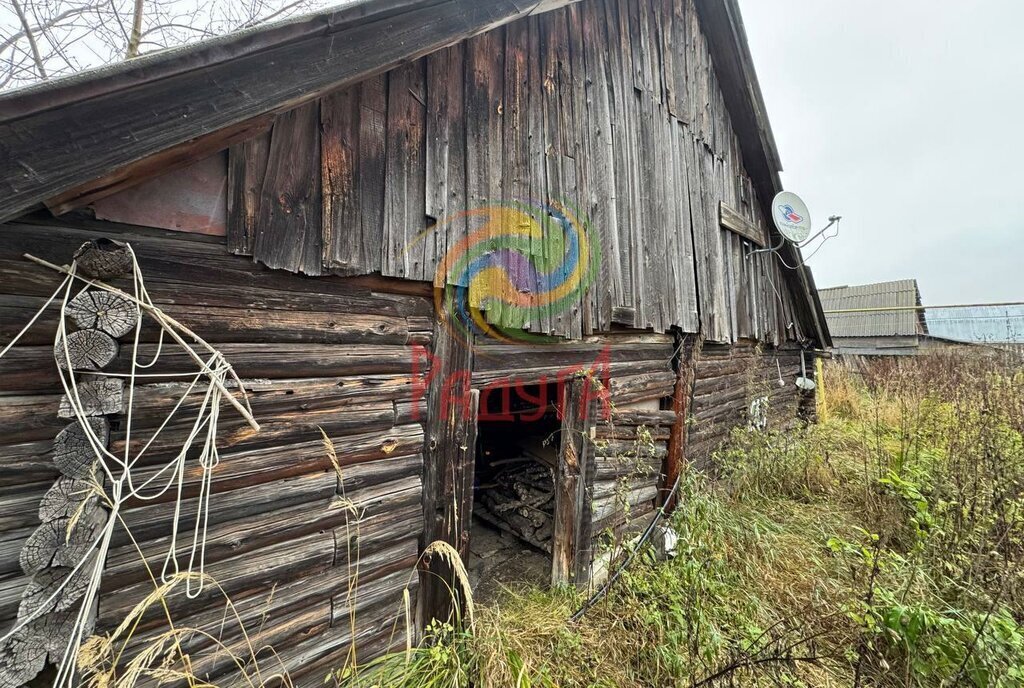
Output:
left=0, top=219, right=431, bottom=687
left=227, top=0, right=807, bottom=345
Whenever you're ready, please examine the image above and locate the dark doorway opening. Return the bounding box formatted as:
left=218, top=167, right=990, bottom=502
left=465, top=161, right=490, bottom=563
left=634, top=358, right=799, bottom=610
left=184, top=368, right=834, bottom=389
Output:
left=468, top=381, right=561, bottom=599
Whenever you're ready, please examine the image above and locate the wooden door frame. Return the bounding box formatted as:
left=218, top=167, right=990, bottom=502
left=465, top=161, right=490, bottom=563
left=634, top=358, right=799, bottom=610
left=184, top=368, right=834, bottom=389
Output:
left=420, top=343, right=598, bottom=624
left=552, top=375, right=596, bottom=587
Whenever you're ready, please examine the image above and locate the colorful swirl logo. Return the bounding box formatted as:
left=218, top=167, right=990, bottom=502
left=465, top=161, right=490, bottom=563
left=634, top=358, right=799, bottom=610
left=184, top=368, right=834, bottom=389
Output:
left=430, top=199, right=600, bottom=345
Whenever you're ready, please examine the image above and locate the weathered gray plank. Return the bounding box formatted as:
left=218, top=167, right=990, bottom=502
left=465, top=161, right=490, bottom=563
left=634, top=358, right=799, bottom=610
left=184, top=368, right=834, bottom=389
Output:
left=252, top=101, right=324, bottom=276
left=382, top=59, right=429, bottom=281
left=425, top=45, right=467, bottom=288
left=463, top=27, right=505, bottom=297
left=226, top=129, right=271, bottom=257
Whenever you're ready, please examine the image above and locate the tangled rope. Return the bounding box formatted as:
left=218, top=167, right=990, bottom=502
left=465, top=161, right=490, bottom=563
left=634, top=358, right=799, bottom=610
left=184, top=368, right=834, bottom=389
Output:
left=0, top=243, right=257, bottom=688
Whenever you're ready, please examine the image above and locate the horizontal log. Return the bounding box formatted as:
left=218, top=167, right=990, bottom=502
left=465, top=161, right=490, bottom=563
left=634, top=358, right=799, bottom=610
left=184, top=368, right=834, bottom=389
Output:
left=694, top=357, right=800, bottom=383
left=471, top=333, right=674, bottom=349
left=196, top=600, right=333, bottom=684
left=600, top=503, right=658, bottom=543
left=692, top=386, right=750, bottom=413
left=0, top=344, right=422, bottom=393
left=591, top=485, right=659, bottom=524
left=110, top=535, right=420, bottom=667
left=692, top=399, right=754, bottom=425
left=471, top=359, right=670, bottom=390
left=115, top=471, right=337, bottom=548
left=394, top=399, right=427, bottom=425
left=109, top=401, right=396, bottom=469
left=693, top=372, right=750, bottom=396
left=108, top=473, right=423, bottom=591
left=0, top=294, right=413, bottom=346
left=609, top=372, right=676, bottom=405
left=250, top=611, right=393, bottom=688
left=0, top=482, right=50, bottom=531
left=0, top=528, right=32, bottom=577
left=0, top=221, right=432, bottom=311
left=406, top=315, right=434, bottom=333
left=329, top=542, right=419, bottom=627
left=335, top=453, right=422, bottom=497
left=592, top=474, right=661, bottom=501
left=0, top=375, right=421, bottom=444
left=593, top=457, right=663, bottom=481
left=590, top=500, right=658, bottom=549
left=472, top=342, right=672, bottom=373
left=700, top=340, right=759, bottom=357
left=0, top=441, right=60, bottom=488
left=0, top=574, right=29, bottom=628
left=107, top=499, right=347, bottom=592
left=98, top=529, right=337, bottom=627
left=594, top=426, right=671, bottom=442
left=141, top=557, right=419, bottom=686
left=292, top=630, right=406, bottom=688
left=268, top=598, right=409, bottom=687
left=607, top=409, right=676, bottom=426
left=122, top=424, right=423, bottom=508
left=592, top=438, right=667, bottom=460
left=581, top=332, right=675, bottom=346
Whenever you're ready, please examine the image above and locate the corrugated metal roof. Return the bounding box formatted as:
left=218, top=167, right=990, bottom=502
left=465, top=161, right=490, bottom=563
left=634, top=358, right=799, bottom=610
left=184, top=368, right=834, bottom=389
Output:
left=819, top=279, right=925, bottom=338
left=925, top=306, right=1024, bottom=344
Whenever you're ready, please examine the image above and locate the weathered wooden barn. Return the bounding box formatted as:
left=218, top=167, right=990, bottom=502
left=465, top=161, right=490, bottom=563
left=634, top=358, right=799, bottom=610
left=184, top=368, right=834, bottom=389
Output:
left=0, top=0, right=830, bottom=684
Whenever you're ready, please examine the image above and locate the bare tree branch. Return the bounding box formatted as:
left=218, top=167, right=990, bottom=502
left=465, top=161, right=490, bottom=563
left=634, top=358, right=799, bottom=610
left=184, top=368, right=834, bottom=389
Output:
left=107, top=0, right=132, bottom=47
left=125, top=0, right=144, bottom=58
left=0, top=0, right=333, bottom=91
left=0, top=4, right=92, bottom=53
left=238, top=0, right=308, bottom=29
left=9, top=0, right=47, bottom=79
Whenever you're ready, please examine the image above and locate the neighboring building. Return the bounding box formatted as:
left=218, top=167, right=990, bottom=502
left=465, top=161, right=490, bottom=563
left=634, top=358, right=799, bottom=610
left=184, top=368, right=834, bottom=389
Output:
left=926, top=305, right=1024, bottom=346
left=822, top=280, right=1024, bottom=359
left=0, top=0, right=831, bottom=684
left=820, top=279, right=928, bottom=356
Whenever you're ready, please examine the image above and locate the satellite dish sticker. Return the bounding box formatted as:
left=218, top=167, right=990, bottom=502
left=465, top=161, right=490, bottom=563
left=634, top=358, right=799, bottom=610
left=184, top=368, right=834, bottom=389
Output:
left=778, top=204, right=803, bottom=225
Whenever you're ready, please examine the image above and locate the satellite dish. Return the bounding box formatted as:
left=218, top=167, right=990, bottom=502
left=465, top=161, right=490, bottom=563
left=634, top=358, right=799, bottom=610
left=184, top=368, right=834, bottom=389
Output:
left=772, top=191, right=812, bottom=243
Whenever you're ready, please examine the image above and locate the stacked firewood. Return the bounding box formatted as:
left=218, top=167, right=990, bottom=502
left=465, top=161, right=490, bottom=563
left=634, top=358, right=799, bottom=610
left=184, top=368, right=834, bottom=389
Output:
left=475, top=456, right=555, bottom=553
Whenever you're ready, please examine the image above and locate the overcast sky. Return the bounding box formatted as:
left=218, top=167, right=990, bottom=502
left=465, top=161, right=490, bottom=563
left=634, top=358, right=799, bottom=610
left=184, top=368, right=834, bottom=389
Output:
left=737, top=1, right=1024, bottom=305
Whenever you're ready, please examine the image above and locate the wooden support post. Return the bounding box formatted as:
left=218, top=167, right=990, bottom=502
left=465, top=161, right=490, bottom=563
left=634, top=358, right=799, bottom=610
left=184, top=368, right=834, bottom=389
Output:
left=419, top=308, right=475, bottom=626
left=662, top=335, right=699, bottom=511
left=552, top=376, right=592, bottom=587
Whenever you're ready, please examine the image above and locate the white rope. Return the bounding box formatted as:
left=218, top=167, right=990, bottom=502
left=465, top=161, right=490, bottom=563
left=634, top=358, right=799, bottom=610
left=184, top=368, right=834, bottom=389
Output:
left=0, top=272, right=72, bottom=359
left=0, top=246, right=259, bottom=688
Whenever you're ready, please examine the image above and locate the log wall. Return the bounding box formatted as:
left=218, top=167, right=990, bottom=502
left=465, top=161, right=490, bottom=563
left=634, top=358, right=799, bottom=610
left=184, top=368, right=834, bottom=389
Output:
left=0, top=216, right=430, bottom=687
left=592, top=408, right=673, bottom=542
left=686, top=341, right=809, bottom=468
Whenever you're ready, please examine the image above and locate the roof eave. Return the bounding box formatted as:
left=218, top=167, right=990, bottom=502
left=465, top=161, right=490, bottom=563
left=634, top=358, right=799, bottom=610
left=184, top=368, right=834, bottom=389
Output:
left=0, top=0, right=559, bottom=223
